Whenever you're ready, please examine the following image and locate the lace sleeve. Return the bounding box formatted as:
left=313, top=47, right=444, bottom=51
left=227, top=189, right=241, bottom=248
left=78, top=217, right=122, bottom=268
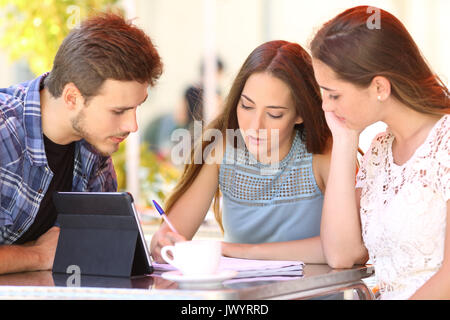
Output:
left=356, top=132, right=388, bottom=189
left=437, top=121, right=450, bottom=201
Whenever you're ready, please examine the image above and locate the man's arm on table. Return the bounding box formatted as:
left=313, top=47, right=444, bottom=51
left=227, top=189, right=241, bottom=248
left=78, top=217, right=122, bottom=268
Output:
left=0, top=226, right=60, bottom=275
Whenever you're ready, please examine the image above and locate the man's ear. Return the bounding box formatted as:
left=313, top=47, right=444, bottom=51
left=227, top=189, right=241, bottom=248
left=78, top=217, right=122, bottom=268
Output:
left=370, top=76, right=391, bottom=102
left=62, top=83, right=84, bottom=110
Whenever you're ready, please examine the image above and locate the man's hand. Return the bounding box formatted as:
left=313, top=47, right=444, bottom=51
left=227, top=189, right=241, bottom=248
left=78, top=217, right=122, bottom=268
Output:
left=0, top=226, right=60, bottom=275
left=32, top=226, right=60, bottom=271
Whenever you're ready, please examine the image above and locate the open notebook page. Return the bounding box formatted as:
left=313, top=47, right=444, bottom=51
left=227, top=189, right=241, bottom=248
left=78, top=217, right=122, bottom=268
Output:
left=152, top=256, right=304, bottom=278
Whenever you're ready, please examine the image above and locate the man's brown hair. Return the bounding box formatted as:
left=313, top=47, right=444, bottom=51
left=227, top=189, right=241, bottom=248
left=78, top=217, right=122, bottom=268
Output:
left=45, top=12, right=163, bottom=102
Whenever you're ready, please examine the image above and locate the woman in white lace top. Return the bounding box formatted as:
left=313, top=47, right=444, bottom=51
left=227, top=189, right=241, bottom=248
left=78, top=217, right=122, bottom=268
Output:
left=310, top=6, right=450, bottom=299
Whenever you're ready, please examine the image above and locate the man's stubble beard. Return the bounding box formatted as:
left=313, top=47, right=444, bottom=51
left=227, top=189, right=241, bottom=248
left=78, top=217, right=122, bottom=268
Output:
left=71, top=109, right=114, bottom=157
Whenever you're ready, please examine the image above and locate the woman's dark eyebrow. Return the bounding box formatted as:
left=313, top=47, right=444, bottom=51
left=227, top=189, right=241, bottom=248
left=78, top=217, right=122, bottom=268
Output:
left=320, top=86, right=336, bottom=92
left=241, top=94, right=288, bottom=109
left=241, top=94, right=255, bottom=104
left=266, top=106, right=288, bottom=110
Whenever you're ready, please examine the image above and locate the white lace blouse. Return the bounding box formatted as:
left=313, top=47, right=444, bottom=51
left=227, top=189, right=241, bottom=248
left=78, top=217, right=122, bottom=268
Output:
left=356, top=115, right=449, bottom=300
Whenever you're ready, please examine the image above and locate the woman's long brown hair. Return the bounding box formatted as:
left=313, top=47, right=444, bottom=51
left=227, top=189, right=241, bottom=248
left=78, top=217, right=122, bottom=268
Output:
left=164, top=40, right=331, bottom=232
left=310, top=6, right=449, bottom=116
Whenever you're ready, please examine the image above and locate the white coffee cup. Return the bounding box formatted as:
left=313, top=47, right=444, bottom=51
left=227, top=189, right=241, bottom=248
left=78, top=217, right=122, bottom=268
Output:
left=161, top=240, right=222, bottom=276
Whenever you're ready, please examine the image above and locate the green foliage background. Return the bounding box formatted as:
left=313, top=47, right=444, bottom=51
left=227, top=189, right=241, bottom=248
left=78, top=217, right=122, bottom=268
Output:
left=0, top=0, right=120, bottom=76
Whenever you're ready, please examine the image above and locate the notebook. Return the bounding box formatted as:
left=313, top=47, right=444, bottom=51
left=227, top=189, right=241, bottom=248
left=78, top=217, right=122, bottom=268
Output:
left=152, top=256, right=304, bottom=279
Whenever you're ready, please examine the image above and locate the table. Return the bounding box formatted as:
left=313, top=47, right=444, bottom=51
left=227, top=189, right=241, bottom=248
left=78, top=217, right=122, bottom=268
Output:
left=0, top=264, right=374, bottom=300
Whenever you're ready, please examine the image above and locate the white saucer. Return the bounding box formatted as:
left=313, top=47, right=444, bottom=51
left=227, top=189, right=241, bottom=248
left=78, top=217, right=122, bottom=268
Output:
left=161, top=270, right=237, bottom=288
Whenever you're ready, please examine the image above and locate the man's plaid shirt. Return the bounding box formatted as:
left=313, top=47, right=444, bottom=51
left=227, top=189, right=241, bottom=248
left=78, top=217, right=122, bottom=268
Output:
left=0, top=74, right=117, bottom=244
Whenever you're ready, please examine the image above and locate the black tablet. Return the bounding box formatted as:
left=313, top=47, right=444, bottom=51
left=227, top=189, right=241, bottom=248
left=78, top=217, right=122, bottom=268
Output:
left=52, top=192, right=153, bottom=278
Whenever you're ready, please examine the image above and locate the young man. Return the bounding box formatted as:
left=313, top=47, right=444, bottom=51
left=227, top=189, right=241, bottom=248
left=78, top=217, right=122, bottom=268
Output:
left=0, top=13, right=163, bottom=274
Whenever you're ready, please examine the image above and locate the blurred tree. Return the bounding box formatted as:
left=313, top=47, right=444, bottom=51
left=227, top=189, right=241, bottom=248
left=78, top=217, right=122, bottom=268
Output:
left=0, top=0, right=120, bottom=76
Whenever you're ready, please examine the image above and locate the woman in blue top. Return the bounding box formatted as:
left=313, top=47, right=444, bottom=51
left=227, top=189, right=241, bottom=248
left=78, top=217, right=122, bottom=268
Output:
left=151, top=40, right=333, bottom=263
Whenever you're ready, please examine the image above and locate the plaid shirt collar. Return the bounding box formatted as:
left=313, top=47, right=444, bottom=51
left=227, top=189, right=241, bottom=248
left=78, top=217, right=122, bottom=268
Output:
left=23, top=73, right=49, bottom=166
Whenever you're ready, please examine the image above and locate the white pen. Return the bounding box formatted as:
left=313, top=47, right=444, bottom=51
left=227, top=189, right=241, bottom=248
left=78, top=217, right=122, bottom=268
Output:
left=152, top=200, right=179, bottom=234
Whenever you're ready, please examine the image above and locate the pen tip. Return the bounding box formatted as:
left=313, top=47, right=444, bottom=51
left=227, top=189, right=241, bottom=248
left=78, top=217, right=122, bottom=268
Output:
left=152, top=200, right=163, bottom=213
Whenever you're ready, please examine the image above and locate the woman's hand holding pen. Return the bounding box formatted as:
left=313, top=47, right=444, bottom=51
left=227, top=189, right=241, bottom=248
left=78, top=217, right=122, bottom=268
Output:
left=150, top=200, right=187, bottom=263
left=150, top=226, right=186, bottom=263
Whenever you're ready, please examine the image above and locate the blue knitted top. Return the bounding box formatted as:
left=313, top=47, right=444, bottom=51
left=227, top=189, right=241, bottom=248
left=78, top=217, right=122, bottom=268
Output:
left=219, top=131, right=324, bottom=243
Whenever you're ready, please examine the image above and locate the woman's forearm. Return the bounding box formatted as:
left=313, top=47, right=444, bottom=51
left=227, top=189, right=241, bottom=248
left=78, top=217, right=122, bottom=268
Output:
left=409, top=268, right=450, bottom=299
left=0, top=244, right=42, bottom=275
left=222, top=236, right=326, bottom=264
left=321, top=138, right=368, bottom=268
